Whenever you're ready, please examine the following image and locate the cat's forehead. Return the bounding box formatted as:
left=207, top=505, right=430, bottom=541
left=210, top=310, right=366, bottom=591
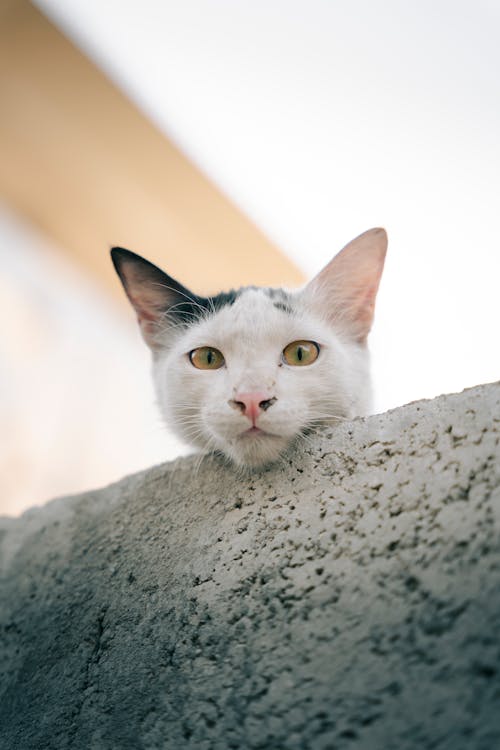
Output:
left=211, top=287, right=293, bottom=328
left=210, top=285, right=294, bottom=316
left=184, top=287, right=300, bottom=346
left=224, top=286, right=294, bottom=319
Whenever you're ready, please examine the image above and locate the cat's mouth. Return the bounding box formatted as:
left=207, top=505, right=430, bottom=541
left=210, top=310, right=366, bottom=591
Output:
left=240, top=426, right=278, bottom=438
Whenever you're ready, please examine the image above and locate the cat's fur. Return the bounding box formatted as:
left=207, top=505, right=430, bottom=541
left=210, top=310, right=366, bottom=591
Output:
left=111, top=228, right=387, bottom=467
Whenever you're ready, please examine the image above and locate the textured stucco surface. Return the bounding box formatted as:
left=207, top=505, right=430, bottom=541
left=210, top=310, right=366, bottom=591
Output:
left=1, top=382, right=499, bottom=750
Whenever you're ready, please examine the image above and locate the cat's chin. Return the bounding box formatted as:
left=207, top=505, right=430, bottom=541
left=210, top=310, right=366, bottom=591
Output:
left=224, top=430, right=291, bottom=469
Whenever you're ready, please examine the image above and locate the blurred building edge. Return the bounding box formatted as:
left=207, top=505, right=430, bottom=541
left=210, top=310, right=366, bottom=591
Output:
left=0, top=0, right=304, bottom=299
left=0, top=2, right=303, bottom=515
left=0, top=202, right=191, bottom=517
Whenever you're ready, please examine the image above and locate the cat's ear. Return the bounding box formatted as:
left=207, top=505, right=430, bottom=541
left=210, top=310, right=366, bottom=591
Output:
left=303, top=228, right=387, bottom=344
left=111, top=247, right=199, bottom=349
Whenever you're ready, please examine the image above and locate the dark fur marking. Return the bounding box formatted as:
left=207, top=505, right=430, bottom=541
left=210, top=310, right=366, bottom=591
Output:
left=209, top=289, right=241, bottom=311
left=168, top=285, right=295, bottom=326
left=265, top=287, right=295, bottom=315
left=168, top=289, right=240, bottom=325
left=273, top=300, right=294, bottom=314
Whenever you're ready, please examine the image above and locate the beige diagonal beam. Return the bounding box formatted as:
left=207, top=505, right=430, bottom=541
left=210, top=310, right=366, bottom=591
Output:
left=0, top=0, right=304, bottom=299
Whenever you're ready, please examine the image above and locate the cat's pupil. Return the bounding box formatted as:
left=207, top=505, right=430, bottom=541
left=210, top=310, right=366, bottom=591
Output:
left=297, top=346, right=303, bottom=361
left=207, top=350, right=213, bottom=364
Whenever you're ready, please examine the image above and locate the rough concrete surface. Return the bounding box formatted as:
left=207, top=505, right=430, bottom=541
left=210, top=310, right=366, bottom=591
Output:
left=1, top=382, right=499, bottom=750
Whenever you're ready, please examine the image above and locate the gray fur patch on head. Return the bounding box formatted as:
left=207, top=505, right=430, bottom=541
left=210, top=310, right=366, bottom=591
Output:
left=210, top=285, right=296, bottom=317
left=264, top=287, right=295, bottom=315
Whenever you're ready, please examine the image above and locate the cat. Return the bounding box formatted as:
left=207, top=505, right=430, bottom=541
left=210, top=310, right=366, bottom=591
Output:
left=111, top=227, right=387, bottom=468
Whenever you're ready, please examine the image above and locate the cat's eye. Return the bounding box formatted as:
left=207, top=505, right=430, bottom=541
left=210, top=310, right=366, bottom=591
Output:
left=189, top=346, right=225, bottom=370
left=282, top=340, right=320, bottom=366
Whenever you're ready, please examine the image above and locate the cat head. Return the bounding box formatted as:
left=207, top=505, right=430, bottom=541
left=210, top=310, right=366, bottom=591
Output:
left=111, top=228, right=387, bottom=467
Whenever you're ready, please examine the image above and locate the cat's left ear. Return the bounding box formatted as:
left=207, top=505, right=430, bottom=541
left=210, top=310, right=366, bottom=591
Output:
left=111, top=247, right=200, bottom=349
left=302, top=228, right=387, bottom=344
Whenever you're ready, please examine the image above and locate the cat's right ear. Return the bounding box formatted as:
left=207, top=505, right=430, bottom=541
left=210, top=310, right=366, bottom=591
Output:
left=302, top=228, right=387, bottom=344
left=111, top=247, right=196, bottom=349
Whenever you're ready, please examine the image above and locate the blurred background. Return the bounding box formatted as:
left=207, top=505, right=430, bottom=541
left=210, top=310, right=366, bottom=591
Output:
left=1, top=0, right=499, bottom=516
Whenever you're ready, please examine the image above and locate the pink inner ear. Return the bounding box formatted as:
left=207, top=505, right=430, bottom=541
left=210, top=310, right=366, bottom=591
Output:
left=354, top=285, right=379, bottom=343
left=129, top=292, right=160, bottom=323
left=124, top=285, right=169, bottom=349
left=112, top=248, right=194, bottom=351
left=306, top=228, right=387, bottom=343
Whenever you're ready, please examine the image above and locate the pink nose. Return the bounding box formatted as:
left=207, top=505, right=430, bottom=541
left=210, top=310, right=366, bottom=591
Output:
left=229, top=392, right=277, bottom=424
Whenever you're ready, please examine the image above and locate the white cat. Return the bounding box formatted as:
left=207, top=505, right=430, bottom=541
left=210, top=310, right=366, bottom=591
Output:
left=111, top=228, right=387, bottom=467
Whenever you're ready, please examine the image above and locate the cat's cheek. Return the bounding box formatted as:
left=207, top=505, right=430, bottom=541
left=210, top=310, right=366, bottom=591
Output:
left=151, top=357, right=210, bottom=448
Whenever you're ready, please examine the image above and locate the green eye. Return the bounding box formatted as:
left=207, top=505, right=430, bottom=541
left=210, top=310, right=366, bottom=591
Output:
left=282, top=340, right=320, bottom=366
left=189, top=346, right=225, bottom=370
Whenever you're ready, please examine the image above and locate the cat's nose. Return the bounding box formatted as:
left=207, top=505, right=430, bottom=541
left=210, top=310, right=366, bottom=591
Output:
left=229, top=392, right=277, bottom=423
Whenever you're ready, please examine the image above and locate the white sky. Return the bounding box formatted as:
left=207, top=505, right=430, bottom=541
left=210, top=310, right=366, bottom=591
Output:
left=35, top=0, right=500, bottom=412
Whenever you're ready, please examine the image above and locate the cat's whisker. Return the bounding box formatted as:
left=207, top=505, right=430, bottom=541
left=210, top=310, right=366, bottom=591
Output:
left=306, top=417, right=347, bottom=425
left=191, top=435, right=220, bottom=477
left=175, top=409, right=206, bottom=424
left=175, top=408, right=204, bottom=422
left=175, top=425, right=208, bottom=441
left=305, top=410, right=348, bottom=423
left=172, top=406, right=207, bottom=414
left=297, top=433, right=316, bottom=450
left=156, top=314, right=199, bottom=335
left=174, top=425, right=220, bottom=454
left=150, top=282, right=208, bottom=312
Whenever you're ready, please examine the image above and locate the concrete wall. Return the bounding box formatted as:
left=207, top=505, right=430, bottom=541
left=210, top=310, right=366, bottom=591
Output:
left=1, top=382, right=499, bottom=750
